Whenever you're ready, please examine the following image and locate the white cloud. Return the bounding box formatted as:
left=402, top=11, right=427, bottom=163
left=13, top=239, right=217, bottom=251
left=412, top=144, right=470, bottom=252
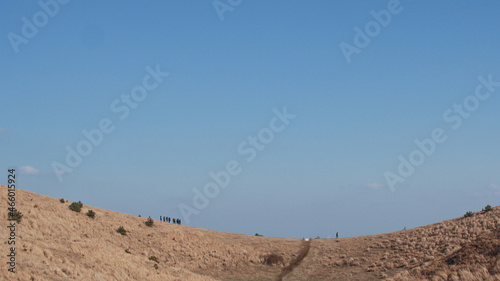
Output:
left=54, top=169, right=67, bottom=175
left=362, top=183, right=385, bottom=191
left=20, top=166, right=40, bottom=175
left=488, top=184, right=500, bottom=197
left=488, top=183, right=500, bottom=190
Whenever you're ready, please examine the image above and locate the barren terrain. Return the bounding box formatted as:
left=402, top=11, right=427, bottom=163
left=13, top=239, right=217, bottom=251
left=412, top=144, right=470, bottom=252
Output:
left=1, top=186, right=499, bottom=280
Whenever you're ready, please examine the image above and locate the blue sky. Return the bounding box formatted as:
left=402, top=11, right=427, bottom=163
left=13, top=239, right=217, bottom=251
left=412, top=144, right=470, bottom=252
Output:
left=1, top=1, right=500, bottom=238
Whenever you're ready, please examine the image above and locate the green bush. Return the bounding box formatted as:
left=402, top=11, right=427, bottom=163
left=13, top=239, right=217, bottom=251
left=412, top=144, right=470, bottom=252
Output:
left=86, top=210, right=96, bottom=219
left=145, top=217, right=154, bottom=227
left=154, top=264, right=158, bottom=270
left=59, top=198, right=65, bottom=203
left=464, top=211, right=474, bottom=218
left=69, top=201, right=83, bottom=212
left=484, top=205, right=493, bottom=212
left=117, top=226, right=127, bottom=236
left=149, top=256, right=159, bottom=263
left=255, top=233, right=263, bottom=237
left=125, top=249, right=131, bottom=254
left=9, top=209, right=23, bottom=223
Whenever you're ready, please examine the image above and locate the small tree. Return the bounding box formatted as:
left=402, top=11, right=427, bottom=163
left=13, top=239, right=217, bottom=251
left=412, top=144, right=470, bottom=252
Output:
left=464, top=211, right=474, bottom=218
left=117, top=226, right=127, bottom=235
left=145, top=217, right=154, bottom=227
left=86, top=210, right=96, bottom=219
left=9, top=209, right=23, bottom=223
left=69, top=201, right=83, bottom=212
left=59, top=198, right=65, bottom=203
left=484, top=205, right=493, bottom=212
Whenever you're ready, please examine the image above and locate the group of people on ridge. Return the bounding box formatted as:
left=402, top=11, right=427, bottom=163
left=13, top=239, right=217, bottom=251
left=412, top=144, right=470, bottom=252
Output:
left=161, top=216, right=181, bottom=225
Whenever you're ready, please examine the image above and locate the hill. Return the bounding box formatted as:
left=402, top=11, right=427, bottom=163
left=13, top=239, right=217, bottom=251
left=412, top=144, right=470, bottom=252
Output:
left=1, top=186, right=499, bottom=280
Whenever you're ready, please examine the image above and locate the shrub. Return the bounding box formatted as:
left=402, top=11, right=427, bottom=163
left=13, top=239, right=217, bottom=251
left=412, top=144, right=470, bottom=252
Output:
left=149, top=256, right=159, bottom=263
left=464, top=211, right=474, bottom=218
left=60, top=198, right=65, bottom=203
left=125, top=249, right=131, bottom=254
left=117, top=226, right=127, bottom=235
left=86, top=210, right=96, bottom=219
left=69, top=201, right=83, bottom=212
left=8, top=209, right=23, bottom=223
left=255, top=233, right=263, bottom=237
left=484, top=205, right=493, bottom=212
left=154, top=264, right=158, bottom=270
left=138, top=215, right=141, bottom=217
left=145, top=217, right=154, bottom=227
left=263, top=253, right=284, bottom=266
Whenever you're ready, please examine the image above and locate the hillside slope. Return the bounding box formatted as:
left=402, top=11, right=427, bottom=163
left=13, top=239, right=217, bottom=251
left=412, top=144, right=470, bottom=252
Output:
left=1, top=186, right=499, bottom=280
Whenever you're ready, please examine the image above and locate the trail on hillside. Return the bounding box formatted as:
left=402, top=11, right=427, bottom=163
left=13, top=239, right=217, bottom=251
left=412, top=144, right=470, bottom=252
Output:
left=276, top=239, right=311, bottom=281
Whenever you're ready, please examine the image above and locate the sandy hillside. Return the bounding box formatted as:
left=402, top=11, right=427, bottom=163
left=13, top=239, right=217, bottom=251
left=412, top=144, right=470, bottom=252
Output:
left=1, top=186, right=499, bottom=281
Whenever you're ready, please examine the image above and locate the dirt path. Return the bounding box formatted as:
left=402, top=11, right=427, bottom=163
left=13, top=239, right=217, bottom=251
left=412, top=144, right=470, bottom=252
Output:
left=276, top=239, right=312, bottom=281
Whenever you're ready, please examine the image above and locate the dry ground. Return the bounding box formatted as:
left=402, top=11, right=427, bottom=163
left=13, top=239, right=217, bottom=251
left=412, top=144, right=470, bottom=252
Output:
left=1, top=186, right=499, bottom=280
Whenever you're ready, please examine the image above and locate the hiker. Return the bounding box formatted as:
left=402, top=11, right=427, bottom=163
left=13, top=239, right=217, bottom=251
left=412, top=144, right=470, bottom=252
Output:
left=160, top=215, right=162, bottom=221
left=177, top=218, right=181, bottom=225
left=336, top=232, right=339, bottom=239
left=163, top=216, right=166, bottom=222
left=168, top=217, right=171, bottom=223
left=172, top=218, right=176, bottom=224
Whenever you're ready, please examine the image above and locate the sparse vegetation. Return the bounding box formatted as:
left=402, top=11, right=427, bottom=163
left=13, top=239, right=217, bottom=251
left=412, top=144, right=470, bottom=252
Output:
left=145, top=217, right=154, bottom=227
left=464, top=211, right=474, bottom=218
left=3, top=188, right=499, bottom=280
left=8, top=209, right=23, bottom=223
left=255, top=233, right=263, bottom=237
left=138, top=214, right=141, bottom=217
left=59, top=198, right=65, bottom=203
left=86, top=210, right=95, bottom=219
left=116, top=226, right=127, bottom=236
left=263, top=253, right=284, bottom=266
left=69, top=201, right=83, bottom=212
left=484, top=205, right=493, bottom=212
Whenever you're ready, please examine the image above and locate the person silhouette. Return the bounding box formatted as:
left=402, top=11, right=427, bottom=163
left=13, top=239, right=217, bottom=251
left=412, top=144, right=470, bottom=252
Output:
left=336, top=232, right=339, bottom=239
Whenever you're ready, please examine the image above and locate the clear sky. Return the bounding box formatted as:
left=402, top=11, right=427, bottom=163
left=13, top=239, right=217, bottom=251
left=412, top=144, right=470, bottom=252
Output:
left=1, top=1, right=499, bottom=238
